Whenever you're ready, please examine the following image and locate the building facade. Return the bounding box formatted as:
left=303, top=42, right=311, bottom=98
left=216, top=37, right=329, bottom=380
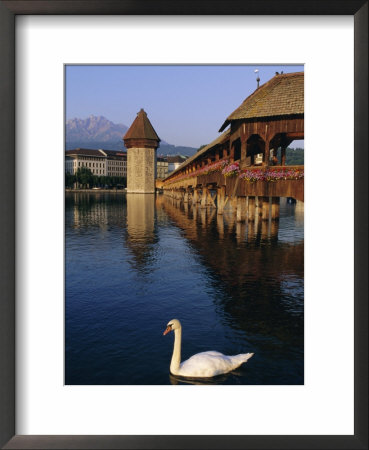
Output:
left=156, top=156, right=169, bottom=179
left=167, top=155, right=188, bottom=174
left=102, top=150, right=127, bottom=178
left=65, top=148, right=127, bottom=178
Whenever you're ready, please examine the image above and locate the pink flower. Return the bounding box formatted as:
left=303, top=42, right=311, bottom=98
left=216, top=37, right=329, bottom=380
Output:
left=239, top=167, right=304, bottom=182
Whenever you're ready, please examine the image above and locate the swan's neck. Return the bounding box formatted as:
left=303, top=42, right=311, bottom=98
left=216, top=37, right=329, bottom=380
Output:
left=170, top=327, right=182, bottom=375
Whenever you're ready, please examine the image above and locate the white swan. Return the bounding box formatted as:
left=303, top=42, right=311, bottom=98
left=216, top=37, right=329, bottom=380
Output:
left=163, top=319, right=254, bottom=378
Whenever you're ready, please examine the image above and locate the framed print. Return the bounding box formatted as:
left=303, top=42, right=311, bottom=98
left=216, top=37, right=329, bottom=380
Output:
left=0, top=1, right=367, bottom=449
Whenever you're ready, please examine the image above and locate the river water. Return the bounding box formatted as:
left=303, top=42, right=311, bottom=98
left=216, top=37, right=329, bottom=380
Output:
left=65, top=192, right=304, bottom=385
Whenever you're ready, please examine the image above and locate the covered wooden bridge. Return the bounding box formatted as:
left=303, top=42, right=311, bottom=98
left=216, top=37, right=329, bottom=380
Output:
left=161, top=71, right=304, bottom=221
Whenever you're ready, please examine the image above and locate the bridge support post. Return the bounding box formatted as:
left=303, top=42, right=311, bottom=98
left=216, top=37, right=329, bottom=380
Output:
left=188, top=190, right=193, bottom=204
left=208, top=189, right=217, bottom=208
left=271, top=197, right=280, bottom=220
left=183, top=191, right=189, bottom=203
left=192, top=188, right=199, bottom=205
left=281, top=145, right=287, bottom=166
left=200, top=187, right=209, bottom=208
left=236, top=196, right=247, bottom=222
left=255, top=196, right=262, bottom=219
left=230, top=196, right=237, bottom=214
left=262, top=197, right=271, bottom=220
left=217, top=186, right=226, bottom=215
left=264, top=138, right=271, bottom=167
left=248, top=196, right=255, bottom=221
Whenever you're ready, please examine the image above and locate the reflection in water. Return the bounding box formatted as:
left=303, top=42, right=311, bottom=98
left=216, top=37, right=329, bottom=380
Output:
left=125, top=194, right=157, bottom=272
left=126, top=194, right=155, bottom=239
left=66, top=192, right=304, bottom=385
left=159, top=196, right=304, bottom=351
left=169, top=372, right=231, bottom=385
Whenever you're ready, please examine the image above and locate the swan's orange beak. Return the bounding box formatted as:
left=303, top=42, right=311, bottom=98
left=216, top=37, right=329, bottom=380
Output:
left=163, top=326, right=172, bottom=336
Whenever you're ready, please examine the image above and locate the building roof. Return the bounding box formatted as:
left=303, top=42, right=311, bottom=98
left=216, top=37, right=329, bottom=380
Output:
left=123, top=109, right=160, bottom=142
left=164, top=129, right=230, bottom=180
left=167, top=155, right=188, bottom=164
left=219, top=71, right=304, bottom=131
left=65, top=148, right=106, bottom=157
left=100, top=149, right=127, bottom=158
left=65, top=148, right=126, bottom=158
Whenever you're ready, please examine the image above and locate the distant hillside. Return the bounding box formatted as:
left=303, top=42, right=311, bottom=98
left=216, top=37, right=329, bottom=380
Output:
left=158, top=144, right=197, bottom=157
left=285, top=147, right=304, bottom=165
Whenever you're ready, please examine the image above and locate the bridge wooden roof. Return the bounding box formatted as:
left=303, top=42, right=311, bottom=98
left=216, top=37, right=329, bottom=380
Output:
left=164, top=129, right=230, bottom=180
left=219, top=71, right=304, bottom=132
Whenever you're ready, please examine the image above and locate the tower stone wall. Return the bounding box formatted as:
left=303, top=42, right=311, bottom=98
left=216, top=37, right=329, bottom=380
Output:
left=127, top=147, right=156, bottom=193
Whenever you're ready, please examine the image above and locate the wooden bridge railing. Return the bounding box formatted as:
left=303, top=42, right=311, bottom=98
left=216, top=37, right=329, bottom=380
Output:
left=162, top=162, right=304, bottom=202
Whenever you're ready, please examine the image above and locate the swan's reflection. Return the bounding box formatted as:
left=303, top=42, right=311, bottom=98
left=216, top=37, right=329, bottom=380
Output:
left=169, top=372, right=231, bottom=385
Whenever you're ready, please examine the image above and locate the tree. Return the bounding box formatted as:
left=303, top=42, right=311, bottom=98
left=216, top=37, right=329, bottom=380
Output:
left=92, top=175, right=100, bottom=187
left=286, top=147, right=304, bottom=165
left=75, top=167, right=93, bottom=188
left=65, top=172, right=76, bottom=188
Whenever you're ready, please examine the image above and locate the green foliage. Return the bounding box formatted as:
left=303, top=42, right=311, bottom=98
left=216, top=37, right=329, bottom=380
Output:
left=75, top=167, right=93, bottom=188
left=275, top=147, right=304, bottom=165
left=99, top=176, right=126, bottom=188
left=286, top=147, right=304, bottom=165
left=66, top=169, right=126, bottom=189
left=65, top=172, right=76, bottom=188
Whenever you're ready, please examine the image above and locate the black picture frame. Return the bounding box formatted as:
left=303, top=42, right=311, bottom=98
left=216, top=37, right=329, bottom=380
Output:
left=0, top=1, right=367, bottom=449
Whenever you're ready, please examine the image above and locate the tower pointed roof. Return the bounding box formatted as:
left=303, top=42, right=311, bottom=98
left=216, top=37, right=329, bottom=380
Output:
left=123, top=109, right=160, bottom=142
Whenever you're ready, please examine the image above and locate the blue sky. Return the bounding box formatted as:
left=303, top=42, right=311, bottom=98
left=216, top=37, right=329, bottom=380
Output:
left=66, top=65, right=304, bottom=149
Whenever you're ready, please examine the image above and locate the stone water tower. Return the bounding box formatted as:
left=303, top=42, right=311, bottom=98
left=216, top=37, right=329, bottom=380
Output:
left=123, top=109, right=160, bottom=194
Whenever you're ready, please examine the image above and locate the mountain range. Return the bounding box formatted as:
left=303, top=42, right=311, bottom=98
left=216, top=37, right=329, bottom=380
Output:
left=65, top=115, right=303, bottom=162
left=66, top=115, right=128, bottom=143
left=66, top=115, right=198, bottom=156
